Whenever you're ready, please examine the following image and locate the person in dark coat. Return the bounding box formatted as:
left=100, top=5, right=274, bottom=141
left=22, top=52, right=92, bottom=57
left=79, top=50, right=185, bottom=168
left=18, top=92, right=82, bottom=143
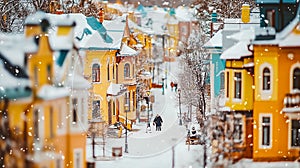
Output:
left=153, top=114, right=163, bottom=131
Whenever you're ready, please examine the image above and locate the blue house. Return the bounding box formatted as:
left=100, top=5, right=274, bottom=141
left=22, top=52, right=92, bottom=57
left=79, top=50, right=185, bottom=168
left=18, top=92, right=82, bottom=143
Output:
left=203, top=30, right=224, bottom=113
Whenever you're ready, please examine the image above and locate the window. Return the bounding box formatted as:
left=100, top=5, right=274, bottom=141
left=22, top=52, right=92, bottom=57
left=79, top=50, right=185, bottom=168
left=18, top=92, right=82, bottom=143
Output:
left=291, top=120, right=300, bottom=147
left=107, top=64, right=110, bottom=81
left=92, top=100, right=100, bottom=119
left=263, top=68, right=271, bottom=90
left=262, top=116, right=271, bottom=146
left=124, top=63, right=130, bottom=78
left=234, top=72, right=242, bottom=99
left=233, top=117, right=243, bottom=142
left=72, top=98, right=78, bottom=125
left=92, top=63, right=100, bottom=82
left=34, top=109, right=40, bottom=141
left=220, top=72, right=225, bottom=90
left=226, top=71, right=229, bottom=98
left=47, top=64, right=51, bottom=82
left=293, top=68, right=300, bottom=90
left=113, top=102, right=116, bottom=116
left=50, top=107, right=54, bottom=138
left=266, top=10, right=275, bottom=27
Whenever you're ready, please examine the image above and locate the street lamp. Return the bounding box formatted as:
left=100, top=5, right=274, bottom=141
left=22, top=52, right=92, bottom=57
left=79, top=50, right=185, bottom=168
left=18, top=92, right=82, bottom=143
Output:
left=178, top=88, right=182, bottom=125
left=124, top=92, right=130, bottom=153
left=144, top=90, right=151, bottom=132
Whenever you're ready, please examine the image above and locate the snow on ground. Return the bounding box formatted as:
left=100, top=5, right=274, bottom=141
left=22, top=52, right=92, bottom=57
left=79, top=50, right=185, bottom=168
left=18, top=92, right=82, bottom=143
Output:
left=86, top=58, right=300, bottom=168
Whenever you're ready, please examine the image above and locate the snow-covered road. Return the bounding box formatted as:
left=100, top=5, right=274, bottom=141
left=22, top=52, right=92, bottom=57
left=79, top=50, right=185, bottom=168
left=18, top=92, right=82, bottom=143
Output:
left=86, top=60, right=205, bottom=168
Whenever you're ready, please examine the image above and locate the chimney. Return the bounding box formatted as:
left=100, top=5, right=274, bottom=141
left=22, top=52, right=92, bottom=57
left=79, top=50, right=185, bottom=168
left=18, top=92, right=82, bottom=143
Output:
left=99, top=7, right=104, bottom=23
left=241, top=3, right=250, bottom=23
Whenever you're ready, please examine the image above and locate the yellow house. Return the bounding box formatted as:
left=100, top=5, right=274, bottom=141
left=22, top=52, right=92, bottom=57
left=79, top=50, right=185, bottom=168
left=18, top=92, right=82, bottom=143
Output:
left=116, top=43, right=139, bottom=127
left=77, top=13, right=132, bottom=127
left=220, top=40, right=254, bottom=161
left=252, top=17, right=300, bottom=160
left=18, top=11, right=87, bottom=168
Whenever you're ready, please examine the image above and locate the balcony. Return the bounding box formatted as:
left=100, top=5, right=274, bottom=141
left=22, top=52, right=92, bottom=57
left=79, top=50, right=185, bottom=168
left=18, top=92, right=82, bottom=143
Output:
left=282, top=92, right=300, bottom=113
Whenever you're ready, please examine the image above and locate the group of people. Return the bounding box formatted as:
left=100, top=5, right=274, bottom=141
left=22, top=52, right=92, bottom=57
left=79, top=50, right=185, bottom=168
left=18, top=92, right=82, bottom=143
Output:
left=170, top=81, right=178, bottom=92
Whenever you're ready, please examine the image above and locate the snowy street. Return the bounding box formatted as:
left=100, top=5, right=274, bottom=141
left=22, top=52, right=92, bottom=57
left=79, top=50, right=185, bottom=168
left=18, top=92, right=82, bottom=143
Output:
left=86, top=59, right=206, bottom=168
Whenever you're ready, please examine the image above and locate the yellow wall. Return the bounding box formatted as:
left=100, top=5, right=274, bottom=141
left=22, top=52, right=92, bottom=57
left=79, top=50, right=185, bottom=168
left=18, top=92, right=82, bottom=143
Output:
left=253, top=44, right=300, bottom=161
left=84, top=50, right=117, bottom=123
left=225, top=59, right=254, bottom=111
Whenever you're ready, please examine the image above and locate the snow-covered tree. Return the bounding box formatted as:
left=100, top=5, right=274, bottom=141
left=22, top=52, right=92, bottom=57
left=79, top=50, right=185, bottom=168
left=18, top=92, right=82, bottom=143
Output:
left=178, top=28, right=209, bottom=121
left=192, top=0, right=257, bottom=20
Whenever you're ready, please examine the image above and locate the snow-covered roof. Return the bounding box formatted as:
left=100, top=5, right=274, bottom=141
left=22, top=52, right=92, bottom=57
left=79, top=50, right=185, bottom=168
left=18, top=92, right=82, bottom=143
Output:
left=279, top=30, right=300, bottom=47
left=223, top=18, right=260, bottom=31
left=78, top=16, right=126, bottom=50
left=37, top=84, right=69, bottom=100
left=220, top=41, right=252, bottom=60
left=203, top=30, right=223, bottom=49
left=253, top=5, right=300, bottom=45
left=0, top=60, right=31, bottom=99
left=107, top=83, right=126, bottom=96
left=227, top=28, right=255, bottom=41
left=25, top=11, right=49, bottom=25
left=175, top=6, right=196, bottom=22
left=0, top=33, right=38, bottom=68
left=127, top=18, right=154, bottom=35
left=118, top=44, right=138, bottom=56
left=143, top=9, right=168, bottom=35
left=66, top=73, right=91, bottom=90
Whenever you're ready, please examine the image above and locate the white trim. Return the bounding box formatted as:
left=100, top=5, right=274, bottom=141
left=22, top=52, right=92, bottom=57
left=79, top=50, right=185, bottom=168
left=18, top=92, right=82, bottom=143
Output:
left=287, top=114, right=300, bottom=149
left=259, top=63, right=273, bottom=100
left=259, top=113, right=272, bottom=149
left=73, top=148, right=83, bottom=168
left=290, top=62, right=300, bottom=93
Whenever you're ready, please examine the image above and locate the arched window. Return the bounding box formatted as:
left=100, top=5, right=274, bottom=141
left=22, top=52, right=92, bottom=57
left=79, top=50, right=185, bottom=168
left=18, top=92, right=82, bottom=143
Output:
left=263, top=68, right=271, bottom=90
left=124, top=63, right=130, bottom=78
left=92, top=63, right=100, bottom=82
left=293, top=68, right=300, bottom=90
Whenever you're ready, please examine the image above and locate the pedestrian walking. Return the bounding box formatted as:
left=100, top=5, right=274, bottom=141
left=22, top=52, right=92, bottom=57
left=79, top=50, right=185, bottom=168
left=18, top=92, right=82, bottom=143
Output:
left=170, top=81, right=174, bottom=91
left=153, top=114, right=163, bottom=131
left=174, top=83, right=178, bottom=92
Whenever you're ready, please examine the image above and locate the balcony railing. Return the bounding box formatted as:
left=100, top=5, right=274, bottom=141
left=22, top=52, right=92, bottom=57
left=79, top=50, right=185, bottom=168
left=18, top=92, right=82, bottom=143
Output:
left=283, top=92, right=300, bottom=113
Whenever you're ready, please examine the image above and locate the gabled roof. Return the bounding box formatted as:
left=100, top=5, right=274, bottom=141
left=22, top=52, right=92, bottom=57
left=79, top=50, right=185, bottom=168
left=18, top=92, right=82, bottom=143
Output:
left=203, top=30, right=223, bottom=49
